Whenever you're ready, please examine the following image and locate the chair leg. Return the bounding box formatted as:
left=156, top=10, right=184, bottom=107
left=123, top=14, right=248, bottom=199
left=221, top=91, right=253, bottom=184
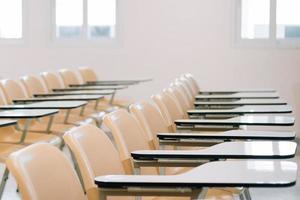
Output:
left=191, top=188, right=207, bottom=200
left=244, top=188, right=252, bottom=200
left=0, top=167, right=10, bottom=199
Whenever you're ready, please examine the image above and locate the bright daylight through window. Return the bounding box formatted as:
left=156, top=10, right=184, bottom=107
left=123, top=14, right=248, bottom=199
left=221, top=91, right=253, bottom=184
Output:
left=55, top=0, right=116, bottom=40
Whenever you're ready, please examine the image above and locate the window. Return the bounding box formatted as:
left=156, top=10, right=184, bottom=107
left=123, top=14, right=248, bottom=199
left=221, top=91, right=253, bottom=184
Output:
left=0, top=0, right=23, bottom=39
left=55, top=0, right=116, bottom=40
left=236, top=0, right=300, bottom=47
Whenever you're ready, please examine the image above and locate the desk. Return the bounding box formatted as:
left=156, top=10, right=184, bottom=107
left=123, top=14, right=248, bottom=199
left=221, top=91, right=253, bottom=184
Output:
left=0, top=101, right=87, bottom=124
left=194, top=99, right=287, bottom=107
left=0, top=109, right=59, bottom=143
left=85, top=78, right=153, bottom=86
left=0, top=119, right=17, bottom=128
left=175, top=116, right=295, bottom=128
left=195, top=93, right=279, bottom=100
left=34, top=90, right=115, bottom=97
left=157, top=130, right=295, bottom=141
left=132, top=141, right=296, bottom=161
left=95, top=160, right=297, bottom=190
left=53, top=85, right=127, bottom=91
left=13, top=95, right=104, bottom=103
left=0, top=101, right=87, bottom=110
left=188, top=105, right=292, bottom=116
left=199, top=89, right=276, bottom=94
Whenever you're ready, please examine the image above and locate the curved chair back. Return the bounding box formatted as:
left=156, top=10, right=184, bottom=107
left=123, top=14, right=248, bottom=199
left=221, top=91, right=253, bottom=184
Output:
left=78, top=67, right=98, bottom=83
left=64, top=124, right=125, bottom=199
left=174, top=79, right=195, bottom=106
left=171, top=81, right=194, bottom=108
left=20, top=75, right=48, bottom=97
left=41, top=72, right=65, bottom=91
left=6, top=143, right=85, bottom=200
left=129, top=101, right=171, bottom=149
left=184, top=73, right=200, bottom=93
left=59, top=69, right=82, bottom=87
left=0, top=79, right=28, bottom=104
left=166, top=87, right=190, bottom=115
left=151, top=92, right=185, bottom=131
left=103, top=109, right=154, bottom=174
left=179, top=75, right=197, bottom=96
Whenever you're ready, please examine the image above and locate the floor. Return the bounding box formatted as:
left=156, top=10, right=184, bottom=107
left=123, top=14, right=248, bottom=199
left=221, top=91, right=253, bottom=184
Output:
left=1, top=139, right=299, bottom=200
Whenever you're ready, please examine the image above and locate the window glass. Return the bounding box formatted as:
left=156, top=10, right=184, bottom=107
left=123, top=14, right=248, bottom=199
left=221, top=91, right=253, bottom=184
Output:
left=276, top=0, right=300, bottom=39
left=87, top=0, right=116, bottom=38
left=241, top=0, right=270, bottom=39
left=56, top=0, right=83, bottom=38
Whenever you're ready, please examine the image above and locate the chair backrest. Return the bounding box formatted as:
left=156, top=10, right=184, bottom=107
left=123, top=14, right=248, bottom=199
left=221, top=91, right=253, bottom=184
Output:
left=6, top=143, right=85, bottom=200
left=0, top=88, right=9, bottom=105
left=20, top=75, right=48, bottom=97
left=171, top=81, right=194, bottom=109
left=41, top=72, right=65, bottom=91
left=166, top=86, right=190, bottom=115
left=184, top=73, right=200, bottom=92
left=103, top=109, right=153, bottom=174
left=151, top=91, right=186, bottom=131
left=129, top=101, right=171, bottom=149
left=0, top=79, right=28, bottom=104
left=179, top=75, right=197, bottom=96
left=64, top=124, right=125, bottom=198
left=78, top=67, right=98, bottom=83
left=59, top=69, right=82, bottom=86
left=175, top=78, right=195, bottom=105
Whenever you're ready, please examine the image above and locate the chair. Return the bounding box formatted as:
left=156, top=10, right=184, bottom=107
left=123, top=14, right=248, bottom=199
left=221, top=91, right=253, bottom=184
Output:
left=20, top=75, right=87, bottom=125
left=78, top=67, right=98, bottom=83
left=78, top=67, right=133, bottom=107
left=0, top=86, right=62, bottom=147
left=129, top=100, right=170, bottom=149
left=0, top=79, right=73, bottom=137
left=6, top=143, right=85, bottom=200
left=63, top=124, right=131, bottom=200
left=151, top=92, right=185, bottom=132
left=41, top=71, right=109, bottom=122
left=64, top=124, right=235, bottom=200
left=103, top=109, right=154, bottom=175
left=0, top=137, right=23, bottom=198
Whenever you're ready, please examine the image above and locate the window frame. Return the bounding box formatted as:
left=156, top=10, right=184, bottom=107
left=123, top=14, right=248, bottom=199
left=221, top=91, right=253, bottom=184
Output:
left=235, top=0, right=300, bottom=48
left=0, top=0, right=26, bottom=45
left=51, top=0, right=119, bottom=46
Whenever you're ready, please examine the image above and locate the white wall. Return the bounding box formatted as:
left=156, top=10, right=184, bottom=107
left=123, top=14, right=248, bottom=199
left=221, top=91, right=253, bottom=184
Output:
left=1, top=0, right=300, bottom=133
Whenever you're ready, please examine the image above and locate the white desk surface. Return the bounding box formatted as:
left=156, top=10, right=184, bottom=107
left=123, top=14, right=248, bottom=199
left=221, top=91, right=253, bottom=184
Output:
left=0, top=119, right=18, bottom=127
left=35, top=89, right=115, bottom=96
left=157, top=130, right=295, bottom=140
left=188, top=105, right=292, bottom=115
left=195, top=92, right=279, bottom=99
left=199, top=89, right=276, bottom=94
left=13, top=95, right=104, bottom=103
left=131, top=141, right=297, bottom=159
left=175, top=116, right=295, bottom=126
left=0, top=101, right=87, bottom=109
left=68, top=85, right=127, bottom=90
left=0, top=109, right=59, bottom=118
left=87, top=78, right=152, bottom=84
left=194, top=99, right=287, bottom=106
left=95, top=160, right=297, bottom=188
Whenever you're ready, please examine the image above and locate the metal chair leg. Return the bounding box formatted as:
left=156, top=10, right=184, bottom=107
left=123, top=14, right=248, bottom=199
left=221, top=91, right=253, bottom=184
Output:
left=0, top=167, right=10, bottom=199
left=244, top=188, right=252, bottom=200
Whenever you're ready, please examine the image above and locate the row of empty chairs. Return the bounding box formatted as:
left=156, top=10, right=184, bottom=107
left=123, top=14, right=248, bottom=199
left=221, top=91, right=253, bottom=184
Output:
left=0, top=67, right=150, bottom=198
left=0, top=72, right=297, bottom=200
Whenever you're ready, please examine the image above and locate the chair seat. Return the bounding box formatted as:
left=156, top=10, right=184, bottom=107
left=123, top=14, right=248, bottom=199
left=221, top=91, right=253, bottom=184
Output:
left=0, top=143, right=23, bottom=162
